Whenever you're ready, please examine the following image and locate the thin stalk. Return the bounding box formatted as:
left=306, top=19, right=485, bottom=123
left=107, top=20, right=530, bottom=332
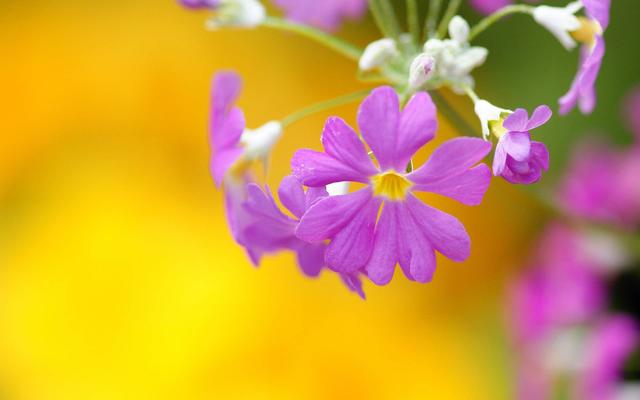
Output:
left=368, top=0, right=401, bottom=40
left=261, top=17, right=362, bottom=61
left=468, top=4, right=535, bottom=41
left=436, top=0, right=462, bottom=39
left=281, top=89, right=372, bottom=128
left=424, top=0, right=443, bottom=40
left=430, top=90, right=478, bottom=137
left=406, top=0, right=421, bottom=44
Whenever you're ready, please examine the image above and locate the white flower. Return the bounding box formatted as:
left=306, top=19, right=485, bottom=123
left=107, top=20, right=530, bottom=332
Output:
left=420, top=20, right=488, bottom=91
left=448, top=15, right=470, bottom=44
left=408, top=53, right=435, bottom=89
left=358, top=38, right=399, bottom=71
left=474, top=100, right=512, bottom=139
left=533, top=2, right=583, bottom=50
left=206, top=0, right=265, bottom=29
left=240, top=121, right=282, bottom=161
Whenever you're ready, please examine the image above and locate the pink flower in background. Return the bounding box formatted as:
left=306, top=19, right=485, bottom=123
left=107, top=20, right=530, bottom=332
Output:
left=292, top=87, right=492, bottom=285
left=510, top=224, right=606, bottom=345
left=625, top=87, right=640, bottom=142
left=242, top=176, right=365, bottom=297
left=273, top=0, right=367, bottom=31
left=559, top=0, right=611, bottom=114
left=492, top=105, right=552, bottom=184
left=577, top=316, right=639, bottom=400
left=179, top=0, right=220, bottom=9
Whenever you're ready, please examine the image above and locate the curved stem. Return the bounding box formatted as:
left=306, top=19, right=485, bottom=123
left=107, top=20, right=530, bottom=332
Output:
left=406, top=0, right=421, bottom=44
left=424, top=0, right=442, bottom=40
left=468, top=4, right=534, bottom=41
left=430, top=90, right=479, bottom=137
left=368, top=0, right=401, bottom=40
left=281, top=89, right=372, bottom=128
left=261, top=17, right=362, bottom=61
left=436, top=0, right=462, bottom=39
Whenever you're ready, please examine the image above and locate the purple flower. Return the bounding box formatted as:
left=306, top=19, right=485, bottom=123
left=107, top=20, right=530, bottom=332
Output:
left=242, top=176, right=365, bottom=298
left=179, top=0, right=220, bottom=9
left=559, top=0, right=610, bottom=114
left=291, top=87, right=492, bottom=285
left=469, top=0, right=540, bottom=15
left=209, top=71, right=245, bottom=187
left=273, top=0, right=367, bottom=31
left=577, top=316, right=639, bottom=400
left=492, top=105, right=552, bottom=184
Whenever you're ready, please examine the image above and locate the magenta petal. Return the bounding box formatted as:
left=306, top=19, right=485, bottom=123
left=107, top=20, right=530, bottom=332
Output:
left=531, top=141, right=550, bottom=171
left=365, top=202, right=399, bottom=285
left=526, top=105, right=553, bottom=130
left=503, top=108, right=529, bottom=132
left=409, top=137, right=492, bottom=184
left=414, top=164, right=491, bottom=206
left=395, top=92, right=438, bottom=170
left=493, top=140, right=507, bottom=176
left=212, top=71, right=242, bottom=116
left=211, top=107, right=245, bottom=152
left=211, top=148, right=242, bottom=187
left=582, top=0, right=610, bottom=30
left=291, top=149, right=370, bottom=187
left=295, top=242, right=326, bottom=277
left=340, top=273, right=366, bottom=299
left=396, top=203, right=436, bottom=283
left=405, top=195, right=471, bottom=262
left=503, top=132, right=532, bottom=162
left=296, top=188, right=372, bottom=242
left=325, top=195, right=381, bottom=273
left=278, top=175, right=307, bottom=219
left=321, top=117, right=377, bottom=177
left=357, top=86, right=400, bottom=170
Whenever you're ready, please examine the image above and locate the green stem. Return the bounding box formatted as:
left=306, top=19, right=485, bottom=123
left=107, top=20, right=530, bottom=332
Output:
left=436, top=0, right=462, bottom=39
left=261, top=17, right=362, bottom=61
left=281, top=89, right=372, bottom=128
left=406, top=0, right=421, bottom=44
left=430, top=90, right=479, bottom=137
left=468, top=4, right=534, bottom=41
left=368, top=0, right=401, bottom=40
left=424, top=0, right=443, bottom=40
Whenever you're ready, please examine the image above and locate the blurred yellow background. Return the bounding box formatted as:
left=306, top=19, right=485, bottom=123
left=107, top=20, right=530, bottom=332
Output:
left=0, top=1, right=547, bottom=399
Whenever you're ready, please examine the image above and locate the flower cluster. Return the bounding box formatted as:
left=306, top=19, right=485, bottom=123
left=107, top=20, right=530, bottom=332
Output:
left=179, top=0, right=613, bottom=295
left=510, top=90, right=640, bottom=399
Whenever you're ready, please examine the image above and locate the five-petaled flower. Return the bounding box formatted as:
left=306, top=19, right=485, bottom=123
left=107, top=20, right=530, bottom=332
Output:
left=292, top=87, right=492, bottom=285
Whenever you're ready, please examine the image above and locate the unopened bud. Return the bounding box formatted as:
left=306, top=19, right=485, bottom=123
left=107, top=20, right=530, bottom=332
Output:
left=358, top=38, right=399, bottom=71
left=448, top=15, right=470, bottom=44
left=408, top=54, right=435, bottom=89
left=206, top=0, right=265, bottom=29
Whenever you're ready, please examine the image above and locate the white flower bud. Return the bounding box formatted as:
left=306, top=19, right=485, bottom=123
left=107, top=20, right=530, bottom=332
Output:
left=533, top=2, right=583, bottom=50
left=326, top=182, right=350, bottom=196
left=451, top=46, right=488, bottom=76
left=240, top=121, right=282, bottom=160
left=358, top=38, right=399, bottom=71
left=206, top=0, right=265, bottom=29
left=408, top=53, right=435, bottom=89
left=474, top=100, right=512, bottom=139
left=448, top=15, right=470, bottom=44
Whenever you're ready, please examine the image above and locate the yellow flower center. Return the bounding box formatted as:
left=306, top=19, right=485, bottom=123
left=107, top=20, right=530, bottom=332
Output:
left=489, top=111, right=511, bottom=139
left=371, top=171, right=412, bottom=201
left=570, top=17, right=602, bottom=46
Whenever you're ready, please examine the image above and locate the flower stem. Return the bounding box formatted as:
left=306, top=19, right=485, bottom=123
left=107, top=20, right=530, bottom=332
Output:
left=368, top=0, right=401, bottom=40
left=468, top=4, right=534, bottom=41
left=281, top=89, right=372, bottom=128
left=261, top=17, right=362, bottom=61
left=430, top=90, right=479, bottom=137
left=406, top=0, right=421, bottom=44
left=436, top=0, right=462, bottom=39
left=424, top=0, right=443, bottom=41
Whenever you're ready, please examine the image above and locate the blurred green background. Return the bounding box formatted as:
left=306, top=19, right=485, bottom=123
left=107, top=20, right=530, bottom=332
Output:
left=0, top=1, right=636, bottom=399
